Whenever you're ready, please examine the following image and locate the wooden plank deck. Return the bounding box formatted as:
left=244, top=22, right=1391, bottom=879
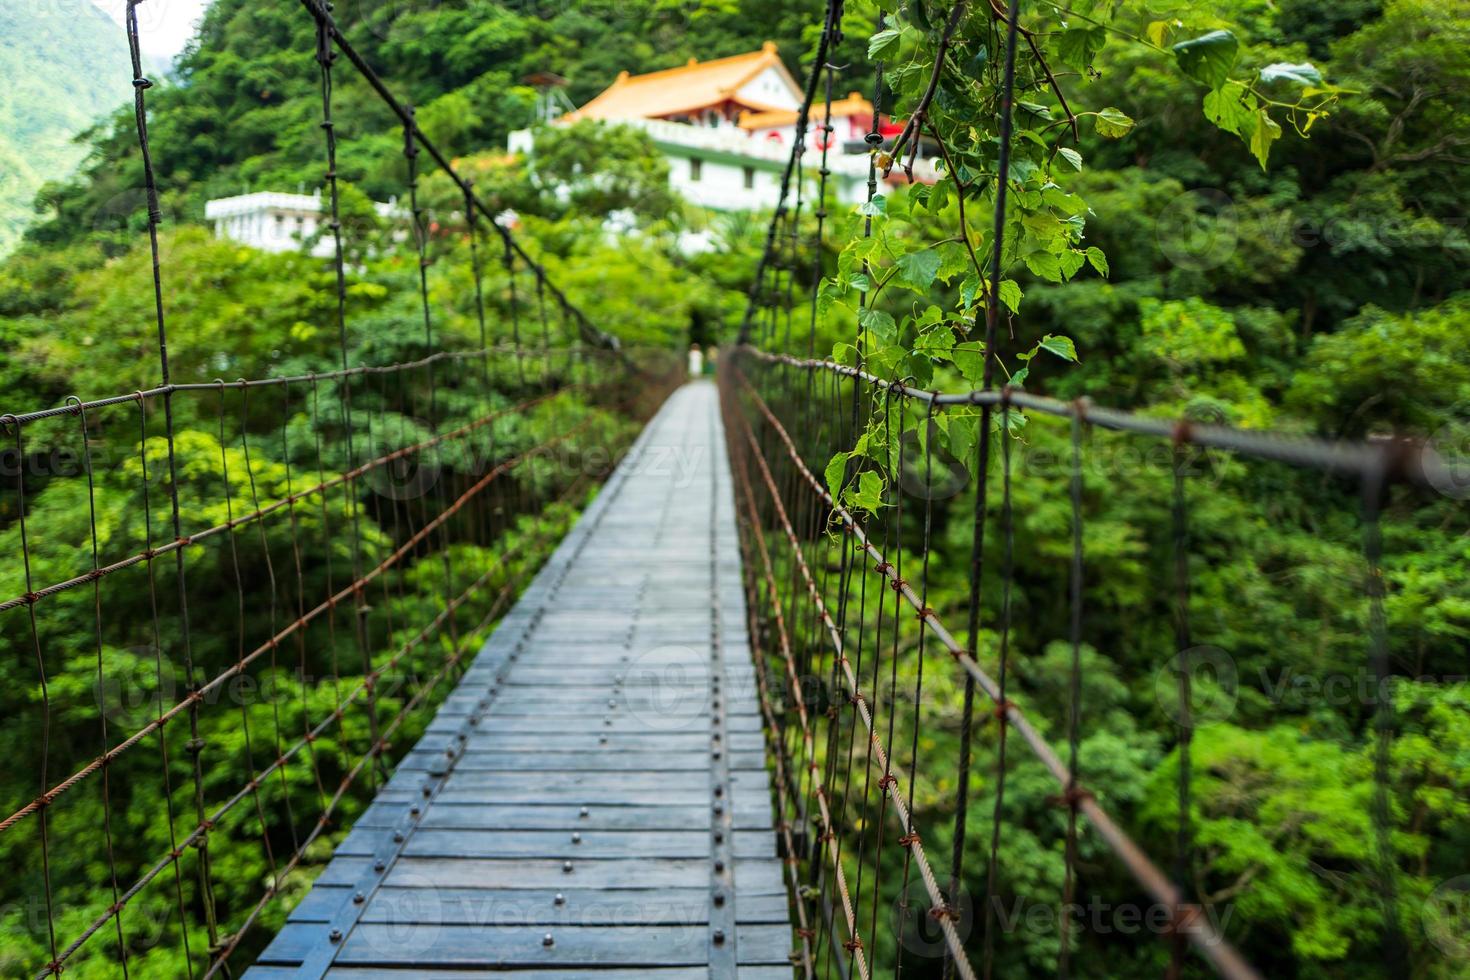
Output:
left=245, top=381, right=794, bottom=978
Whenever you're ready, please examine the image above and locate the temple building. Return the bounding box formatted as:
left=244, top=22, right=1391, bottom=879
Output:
left=509, top=43, right=930, bottom=211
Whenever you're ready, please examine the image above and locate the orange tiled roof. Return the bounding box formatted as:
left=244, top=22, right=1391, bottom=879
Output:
left=737, top=91, right=875, bottom=130
left=565, top=42, right=801, bottom=122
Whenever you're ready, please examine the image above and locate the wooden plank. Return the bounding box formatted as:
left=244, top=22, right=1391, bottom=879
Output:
left=287, top=886, right=792, bottom=926
left=338, top=828, right=713, bottom=859
left=396, top=750, right=712, bottom=772
left=354, top=802, right=712, bottom=832
left=313, top=857, right=710, bottom=890
left=416, top=732, right=714, bottom=753
left=244, top=969, right=798, bottom=980
left=258, top=923, right=709, bottom=968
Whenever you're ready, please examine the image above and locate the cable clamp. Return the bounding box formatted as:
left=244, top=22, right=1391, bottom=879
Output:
left=1048, top=782, right=1094, bottom=809
left=1165, top=903, right=1203, bottom=935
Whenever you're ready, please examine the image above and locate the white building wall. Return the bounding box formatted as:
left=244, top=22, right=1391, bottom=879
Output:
left=735, top=66, right=803, bottom=111
left=667, top=154, right=783, bottom=211
left=204, top=191, right=400, bottom=257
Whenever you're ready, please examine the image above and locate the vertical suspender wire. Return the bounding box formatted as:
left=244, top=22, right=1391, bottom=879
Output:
left=403, top=109, right=461, bottom=658
left=279, top=380, right=331, bottom=812
left=738, top=0, right=841, bottom=349
left=841, top=47, right=887, bottom=968
left=134, top=398, right=196, bottom=978
left=1057, top=404, right=1086, bottom=979
left=504, top=234, right=526, bottom=385
left=4, top=417, right=58, bottom=973
left=949, top=414, right=982, bottom=980
left=123, top=0, right=222, bottom=957
left=783, top=126, right=805, bottom=354
left=895, top=401, right=938, bottom=980
left=1362, top=452, right=1402, bottom=969
left=883, top=391, right=908, bottom=972
left=312, top=7, right=382, bottom=788
left=240, top=384, right=302, bottom=859
left=808, top=0, right=842, bottom=362
left=805, top=29, right=846, bottom=939
left=964, top=2, right=1021, bottom=975
left=981, top=395, right=1015, bottom=980
left=852, top=13, right=884, bottom=464
left=1169, top=437, right=1194, bottom=980
left=308, top=378, right=345, bottom=711
left=536, top=272, right=553, bottom=382
left=216, top=385, right=282, bottom=890
left=464, top=182, right=490, bottom=390
left=864, top=385, right=896, bottom=968
left=74, top=399, right=130, bottom=976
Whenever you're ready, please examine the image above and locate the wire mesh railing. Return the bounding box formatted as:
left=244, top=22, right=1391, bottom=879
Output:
left=723, top=0, right=1452, bottom=977
left=0, top=2, right=680, bottom=977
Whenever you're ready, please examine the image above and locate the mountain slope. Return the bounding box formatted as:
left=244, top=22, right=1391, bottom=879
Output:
left=0, top=2, right=133, bottom=253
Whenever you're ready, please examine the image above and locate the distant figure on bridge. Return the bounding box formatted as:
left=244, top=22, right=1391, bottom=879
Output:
left=688, top=343, right=704, bottom=376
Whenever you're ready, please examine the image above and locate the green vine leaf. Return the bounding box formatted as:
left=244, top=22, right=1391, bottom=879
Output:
left=1249, top=109, right=1283, bottom=170
left=1094, top=107, right=1135, bottom=138
left=1085, top=246, right=1109, bottom=277
left=1057, top=26, right=1106, bottom=72
left=824, top=451, right=848, bottom=500
left=1172, top=30, right=1239, bottom=91
left=998, top=279, right=1023, bottom=313
left=1258, top=62, right=1322, bottom=87
left=843, top=470, right=885, bottom=513
left=1038, top=334, right=1080, bottom=362
left=1025, top=251, right=1064, bottom=282
left=1203, top=84, right=1257, bottom=136
left=868, top=28, right=902, bottom=60
left=914, top=324, right=956, bottom=359
left=894, top=249, right=941, bottom=291
left=952, top=341, right=986, bottom=383
left=857, top=306, right=897, bottom=342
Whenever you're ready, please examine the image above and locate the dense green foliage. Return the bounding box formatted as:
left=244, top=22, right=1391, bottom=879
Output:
left=0, top=0, right=1466, bottom=977
left=742, top=0, right=1470, bottom=976
left=0, top=2, right=131, bottom=253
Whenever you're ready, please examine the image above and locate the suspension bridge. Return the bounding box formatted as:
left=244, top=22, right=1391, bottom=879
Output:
left=1, top=0, right=1451, bottom=978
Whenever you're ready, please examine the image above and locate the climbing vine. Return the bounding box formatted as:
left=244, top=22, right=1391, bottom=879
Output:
left=813, top=0, right=1345, bottom=513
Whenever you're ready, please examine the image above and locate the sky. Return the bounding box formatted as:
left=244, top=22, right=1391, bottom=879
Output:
left=90, top=0, right=212, bottom=60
